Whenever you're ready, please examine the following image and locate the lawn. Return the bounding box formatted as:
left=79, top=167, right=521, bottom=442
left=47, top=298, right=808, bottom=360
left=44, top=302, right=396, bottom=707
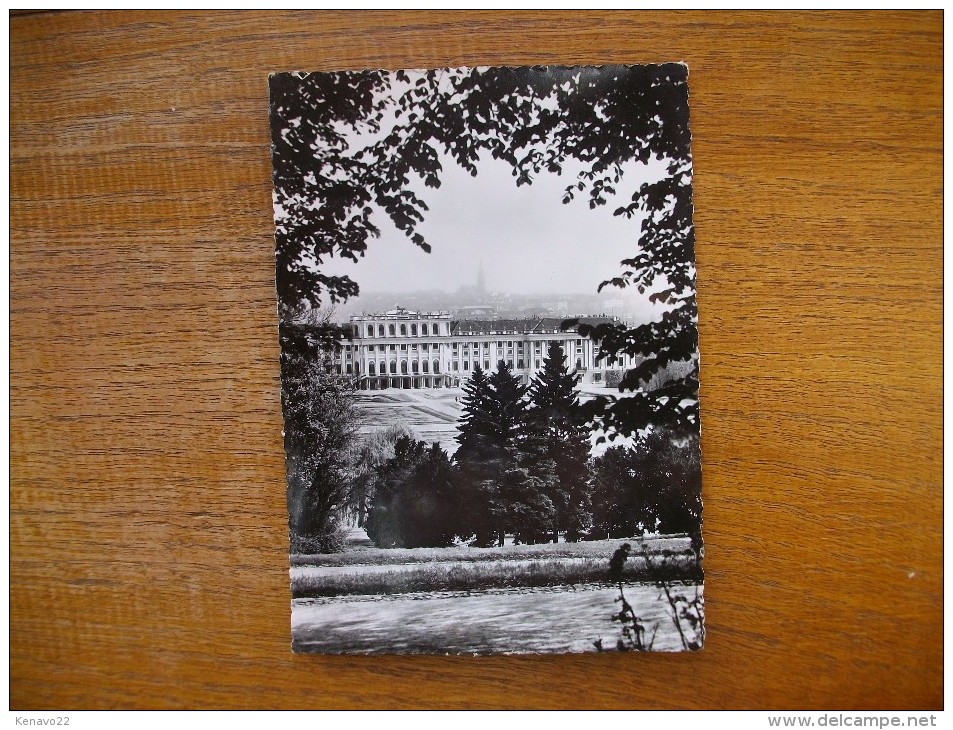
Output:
left=292, top=582, right=704, bottom=654
left=290, top=535, right=701, bottom=598
left=290, top=534, right=692, bottom=566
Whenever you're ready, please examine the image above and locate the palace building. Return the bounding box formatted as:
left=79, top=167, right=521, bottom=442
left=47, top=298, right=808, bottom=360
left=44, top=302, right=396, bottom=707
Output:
left=329, top=308, right=634, bottom=390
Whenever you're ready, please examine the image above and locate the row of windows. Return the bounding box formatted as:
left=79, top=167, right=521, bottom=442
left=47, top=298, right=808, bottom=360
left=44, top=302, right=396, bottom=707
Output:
left=338, top=359, right=584, bottom=375
left=450, top=360, right=518, bottom=371
left=357, top=322, right=446, bottom=338
left=344, top=346, right=587, bottom=364
left=348, top=340, right=584, bottom=354
left=343, top=355, right=594, bottom=375
left=358, top=343, right=440, bottom=353
left=365, top=360, right=441, bottom=375
left=443, top=358, right=583, bottom=372
left=352, top=329, right=584, bottom=348
left=344, top=342, right=443, bottom=352
left=454, top=342, right=520, bottom=352
left=448, top=339, right=581, bottom=350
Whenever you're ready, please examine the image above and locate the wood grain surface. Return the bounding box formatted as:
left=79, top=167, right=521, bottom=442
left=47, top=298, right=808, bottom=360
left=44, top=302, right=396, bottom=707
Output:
left=10, top=10, right=943, bottom=710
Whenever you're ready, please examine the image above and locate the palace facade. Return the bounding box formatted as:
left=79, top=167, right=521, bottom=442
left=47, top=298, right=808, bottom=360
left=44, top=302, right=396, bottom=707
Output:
left=330, top=308, right=634, bottom=390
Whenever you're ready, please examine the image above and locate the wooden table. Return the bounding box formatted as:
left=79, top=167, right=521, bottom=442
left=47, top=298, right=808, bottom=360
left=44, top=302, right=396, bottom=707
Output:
left=11, top=10, right=943, bottom=709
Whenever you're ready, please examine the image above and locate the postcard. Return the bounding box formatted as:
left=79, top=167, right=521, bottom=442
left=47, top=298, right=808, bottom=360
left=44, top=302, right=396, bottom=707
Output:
left=270, top=64, right=703, bottom=654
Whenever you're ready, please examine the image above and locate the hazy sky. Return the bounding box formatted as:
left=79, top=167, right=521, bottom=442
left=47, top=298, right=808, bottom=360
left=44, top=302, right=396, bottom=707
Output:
left=318, top=150, right=669, bottom=297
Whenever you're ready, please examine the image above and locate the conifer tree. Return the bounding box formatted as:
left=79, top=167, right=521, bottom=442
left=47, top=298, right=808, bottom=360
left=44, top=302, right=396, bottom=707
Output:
left=366, top=437, right=463, bottom=548
left=455, top=364, right=499, bottom=544
left=456, top=361, right=533, bottom=546
left=590, top=429, right=701, bottom=540
left=455, top=363, right=494, bottom=460
left=527, top=342, right=594, bottom=542
left=507, top=476, right=556, bottom=544
left=485, top=360, right=528, bottom=450
left=482, top=360, right=565, bottom=544
left=508, top=429, right=558, bottom=544
left=528, top=342, right=582, bottom=433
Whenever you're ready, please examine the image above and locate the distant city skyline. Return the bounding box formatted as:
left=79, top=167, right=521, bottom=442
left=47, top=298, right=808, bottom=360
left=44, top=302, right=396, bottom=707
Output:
left=318, top=284, right=660, bottom=325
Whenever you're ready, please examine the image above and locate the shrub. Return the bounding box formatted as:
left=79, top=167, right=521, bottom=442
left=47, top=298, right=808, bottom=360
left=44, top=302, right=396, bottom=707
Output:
left=290, top=522, right=349, bottom=555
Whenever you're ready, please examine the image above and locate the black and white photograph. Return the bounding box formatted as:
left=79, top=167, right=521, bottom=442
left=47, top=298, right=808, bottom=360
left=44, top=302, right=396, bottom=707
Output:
left=270, top=64, right=704, bottom=654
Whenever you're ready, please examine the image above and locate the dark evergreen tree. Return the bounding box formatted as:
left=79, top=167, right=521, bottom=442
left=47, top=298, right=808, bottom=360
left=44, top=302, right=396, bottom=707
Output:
left=455, top=363, right=494, bottom=460
left=484, top=362, right=533, bottom=544
left=507, top=430, right=558, bottom=544
left=464, top=472, right=506, bottom=548
left=485, top=361, right=528, bottom=450
left=454, top=364, right=499, bottom=545
left=455, top=361, right=539, bottom=546
left=365, top=438, right=463, bottom=548
left=528, top=342, right=579, bottom=419
left=591, top=445, right=654, bottom=539
left=526, top=342, right=594, bottom=542
left=411, top=441, right=465, bottom=547
left=591, top=429, right=702, bottom=539
left=650, top=431, right=702, bottom=538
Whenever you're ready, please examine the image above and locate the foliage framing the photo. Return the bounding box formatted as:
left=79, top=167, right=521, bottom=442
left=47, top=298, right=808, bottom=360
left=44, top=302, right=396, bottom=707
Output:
left=281, top=323, right=359, bottom=546
left=270, top=64, right=698, bottom=437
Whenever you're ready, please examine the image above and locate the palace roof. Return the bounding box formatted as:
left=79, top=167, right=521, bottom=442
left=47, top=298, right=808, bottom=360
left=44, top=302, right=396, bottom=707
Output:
left=450, top=316, right=617, bottom=336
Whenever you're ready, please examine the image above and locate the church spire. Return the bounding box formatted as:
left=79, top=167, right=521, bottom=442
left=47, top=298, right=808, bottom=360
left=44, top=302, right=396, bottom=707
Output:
left=477, top=261, right=486, bottom=294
